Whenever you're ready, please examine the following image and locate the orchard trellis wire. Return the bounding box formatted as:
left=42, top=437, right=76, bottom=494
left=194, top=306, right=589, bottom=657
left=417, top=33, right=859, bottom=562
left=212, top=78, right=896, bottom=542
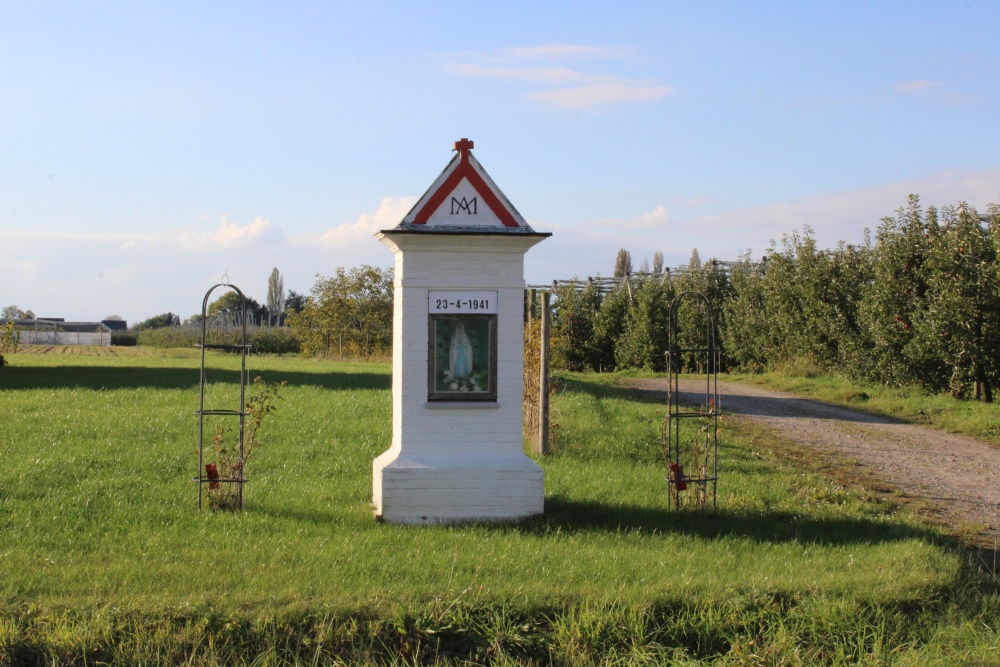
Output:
left=662, top=291, right=720, bottom=510
left=528, top=260, right=746, bottom=296
left=194, top=275, right=250, bottom=510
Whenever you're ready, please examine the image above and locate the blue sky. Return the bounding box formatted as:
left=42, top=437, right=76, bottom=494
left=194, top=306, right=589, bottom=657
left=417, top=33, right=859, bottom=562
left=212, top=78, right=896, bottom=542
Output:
left=2, top=2, right=998, bottom=323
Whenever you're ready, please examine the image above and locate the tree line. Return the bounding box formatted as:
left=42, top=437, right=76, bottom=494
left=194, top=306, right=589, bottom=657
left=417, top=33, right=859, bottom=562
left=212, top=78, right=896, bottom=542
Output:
left=285, top=265, right=393, bottom=358
left=19, top=194, right=997, bottom=400
left=550, top=197, right=1000, bottom=402
left=126, top=265, right=393, bottom=359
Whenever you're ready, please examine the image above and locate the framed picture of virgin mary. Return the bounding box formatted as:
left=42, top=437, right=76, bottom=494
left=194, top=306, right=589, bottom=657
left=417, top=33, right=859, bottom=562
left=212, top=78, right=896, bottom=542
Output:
left=428, top=314, right=497, bottom=401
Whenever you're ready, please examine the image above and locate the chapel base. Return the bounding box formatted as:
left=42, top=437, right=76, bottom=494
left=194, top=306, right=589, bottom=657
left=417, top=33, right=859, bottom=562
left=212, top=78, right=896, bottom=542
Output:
left=373, top=451, right=544, bottom=524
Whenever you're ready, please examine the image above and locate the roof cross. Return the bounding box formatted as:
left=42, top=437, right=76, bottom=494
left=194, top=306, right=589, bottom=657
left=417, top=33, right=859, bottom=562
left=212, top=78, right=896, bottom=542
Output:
left=454, top=138, right=474, bottom=160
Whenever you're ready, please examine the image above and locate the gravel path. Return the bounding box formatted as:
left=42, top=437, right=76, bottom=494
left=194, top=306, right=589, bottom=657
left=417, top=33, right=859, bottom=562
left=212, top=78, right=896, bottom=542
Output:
left=625, top=377, right=1000, bottom=545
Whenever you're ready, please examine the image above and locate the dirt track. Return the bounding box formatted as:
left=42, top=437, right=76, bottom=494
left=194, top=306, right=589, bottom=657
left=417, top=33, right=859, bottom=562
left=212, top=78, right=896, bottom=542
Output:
left=625, top=378, right=1000, bottom=545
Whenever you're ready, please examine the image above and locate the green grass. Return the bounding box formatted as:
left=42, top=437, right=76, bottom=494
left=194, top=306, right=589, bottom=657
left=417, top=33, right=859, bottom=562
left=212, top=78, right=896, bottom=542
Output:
left=1, top=351, right=998, bottom=665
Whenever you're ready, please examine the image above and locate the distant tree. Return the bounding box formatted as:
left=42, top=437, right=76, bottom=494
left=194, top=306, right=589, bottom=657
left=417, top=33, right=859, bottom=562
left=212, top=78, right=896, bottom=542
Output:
left=721, top=254, right=771, bottom=371
left=638, top=257, right=650, bottom=274
left=858, top=195, right=942, bottom=388
left=133, top=312, right=181, bottom=331
left=284, top=290, right=307, bottom=315
left=919, top=203, right=1000, bottom=401
left=208, top=291, right=265, bottom=326
left=688, top=248, right=702, bottom=270
left=615, top=277, right=673, bottom=371
left=2, top=305, right=24, bottom=319
left=104, top=314, right=123, bottom=321
left=673, top=255, right=733, bottom=372
left=614, top=248, right=632, bottom=278
left=721, top=227, right=871, bottom=373
left=22, top=310, right=35, bottom=320
left=266, top=268, right=285, bottom=327
left=652, top=251, right=664, bottom=276
left=287, top=266, right=393, bottom=357
left=551, top=281, right=603, bottom=371
left=1, top=320, right=19, bottom=355
left=591, top=285, right=631, bottom=371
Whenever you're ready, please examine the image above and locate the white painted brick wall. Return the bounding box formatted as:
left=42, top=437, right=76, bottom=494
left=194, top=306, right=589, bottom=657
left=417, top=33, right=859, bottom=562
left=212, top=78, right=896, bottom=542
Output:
left=372, top=232, right=547, bottom=523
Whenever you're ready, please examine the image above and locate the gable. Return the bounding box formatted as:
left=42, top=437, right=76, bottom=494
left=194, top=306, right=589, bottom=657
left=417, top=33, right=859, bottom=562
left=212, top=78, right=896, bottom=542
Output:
left=400, top=139, right=531, bottom=231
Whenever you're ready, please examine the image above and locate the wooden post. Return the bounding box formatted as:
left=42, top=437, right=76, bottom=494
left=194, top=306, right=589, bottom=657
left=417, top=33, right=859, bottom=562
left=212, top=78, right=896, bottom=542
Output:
left=537, top=291, right=550, bottom=456
left=528, top=288, right=536, bottom=326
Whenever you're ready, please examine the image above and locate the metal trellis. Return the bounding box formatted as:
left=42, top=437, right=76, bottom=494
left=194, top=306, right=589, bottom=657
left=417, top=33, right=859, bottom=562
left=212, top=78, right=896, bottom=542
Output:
left=195, top=278, right=250, bottom=510
left=662, top=291, right=720, bottom=510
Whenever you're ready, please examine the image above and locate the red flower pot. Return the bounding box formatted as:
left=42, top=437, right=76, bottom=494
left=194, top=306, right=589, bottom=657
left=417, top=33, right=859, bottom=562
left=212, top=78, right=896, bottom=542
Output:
left=205, top=463, right=220, bottom=490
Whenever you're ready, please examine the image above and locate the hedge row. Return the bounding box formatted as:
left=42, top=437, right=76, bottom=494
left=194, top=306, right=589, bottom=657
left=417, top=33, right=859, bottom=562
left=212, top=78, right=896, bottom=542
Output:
left=126, top=326, right=301, bottom=355
left=551, top=197, right=1000, bottom=400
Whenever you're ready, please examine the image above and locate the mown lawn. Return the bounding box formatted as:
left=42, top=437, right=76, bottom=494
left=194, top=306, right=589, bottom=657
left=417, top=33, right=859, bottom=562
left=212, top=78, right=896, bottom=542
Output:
left=0, top=350, right=998, bottom=665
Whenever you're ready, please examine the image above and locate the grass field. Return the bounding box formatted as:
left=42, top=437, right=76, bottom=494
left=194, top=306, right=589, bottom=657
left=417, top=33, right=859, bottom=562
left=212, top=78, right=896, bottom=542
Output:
left=1, top=349, right=998, bottom=665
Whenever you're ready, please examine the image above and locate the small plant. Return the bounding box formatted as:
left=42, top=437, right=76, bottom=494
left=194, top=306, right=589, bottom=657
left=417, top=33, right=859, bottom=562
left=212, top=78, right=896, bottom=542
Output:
left=205, top=376, right=286, bottom=510
left=0, top=321, right=19, bottom=368
left=689, top=407, right=713, bottom=509
left=669, top=399, right=717, bottom=510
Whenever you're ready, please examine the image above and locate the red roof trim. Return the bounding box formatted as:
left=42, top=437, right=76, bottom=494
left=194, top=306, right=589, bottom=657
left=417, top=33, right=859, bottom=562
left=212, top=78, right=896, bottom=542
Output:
left=411, top=155, right=520, bottom=227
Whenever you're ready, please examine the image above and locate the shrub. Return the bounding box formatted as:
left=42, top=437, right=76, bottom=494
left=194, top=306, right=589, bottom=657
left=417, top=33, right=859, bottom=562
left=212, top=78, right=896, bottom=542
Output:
left=137, top=326, right=202, bottom=348
left=547, top=197, right=1000, bottom=402
left=0, top=321, right=19, bottom=355
left=551, top=281, right=602, bottom=372
left=672, top=261, right=732, bottom=372
left=251, top=328, right=301, bottom=355
left=135, top=326, right=302, bottom=354
left=131, top=312, right=181, bottom=331
left=615, top=277, right=672, bottom=371
left=287, top=265, right=393, bottom=358
left=111, top=331, right=138, bottom=346
left=590, top=286, right=630, bottom=372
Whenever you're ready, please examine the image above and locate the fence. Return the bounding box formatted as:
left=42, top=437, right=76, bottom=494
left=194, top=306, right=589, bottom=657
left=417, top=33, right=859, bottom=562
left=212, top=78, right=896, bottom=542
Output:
left=19, top=330, right=112, bottom=346
left=3, top=319, right=113, bottom=347
left=528, top=260, right=745, bottom=295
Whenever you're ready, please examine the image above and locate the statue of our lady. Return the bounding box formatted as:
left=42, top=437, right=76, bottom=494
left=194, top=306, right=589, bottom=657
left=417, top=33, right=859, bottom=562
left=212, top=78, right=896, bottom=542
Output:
left=449, top=322, right=473, bottom=379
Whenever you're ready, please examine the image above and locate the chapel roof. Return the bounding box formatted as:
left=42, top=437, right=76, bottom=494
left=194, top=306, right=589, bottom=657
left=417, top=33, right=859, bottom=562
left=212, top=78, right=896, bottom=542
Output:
left=387, top=139, right=547, bottom=236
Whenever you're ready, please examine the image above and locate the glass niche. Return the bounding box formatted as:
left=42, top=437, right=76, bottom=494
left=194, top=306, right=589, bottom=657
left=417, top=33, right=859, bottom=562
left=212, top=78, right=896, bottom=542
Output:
left=428, top=314, right=497, bottom=401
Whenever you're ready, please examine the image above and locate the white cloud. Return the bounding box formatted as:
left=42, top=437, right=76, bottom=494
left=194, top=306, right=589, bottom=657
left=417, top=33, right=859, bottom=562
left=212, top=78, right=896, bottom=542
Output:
left=499, top=44, right=630, bottom=62
left=670, top=196, right=714, bottom=209
left=529, top=82, right=671, bottom=110
left=525, top=169, right=1000, bottom=284
left=0, top=257, right=39, bottom=283
left=525, top=205, right=677, bottom=281
left=297, top=196, right=418, bottom=249
left=626, top=205, right=671, bottom=230
left=685, top=168, right=1000, bottom=253
left=890, top=80, right=980, bottom=107
left=576, top=205, right=673, bottom=232
left=0, top=216, right=283, bottom=254
left=446, top=44, right=671, bottom=111
left=0, top=205, right=406, bottom=323
left=938, top=91, right=983, bottom=107
left=170, top=215, right=282, bottom=252
left=444, top=63, right=604, bottom=84
left=893, top=80, right=940, bottom=94
left=9, top=171, right=997, bottom=322
left=0, top=230, right=150, bottom=244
